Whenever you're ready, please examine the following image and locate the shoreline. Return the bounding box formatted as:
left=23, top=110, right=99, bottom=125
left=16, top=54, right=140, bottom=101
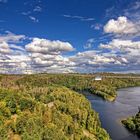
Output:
left=82, top=86, right=140, bottom=140
left=88, top=85, right=140, bottom=102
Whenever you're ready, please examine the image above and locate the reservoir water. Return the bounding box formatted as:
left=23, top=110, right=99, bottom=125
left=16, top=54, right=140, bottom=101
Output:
left=82, top=87, right=140, bottom=140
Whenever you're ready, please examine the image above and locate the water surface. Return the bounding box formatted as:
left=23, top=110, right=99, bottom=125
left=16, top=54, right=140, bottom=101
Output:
left=82, top=87, right=140, bottom=140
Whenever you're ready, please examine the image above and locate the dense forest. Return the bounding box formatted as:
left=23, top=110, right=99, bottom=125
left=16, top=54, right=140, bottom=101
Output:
left=10, top=73, right=140, bottom=101
left=0, top=73, right=140, bottom=140
left=0, top=74, right=111, bottom=140
left=122, top=111, right=140, bottom=137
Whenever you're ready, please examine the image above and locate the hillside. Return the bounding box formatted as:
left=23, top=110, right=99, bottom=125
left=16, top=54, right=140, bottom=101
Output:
left=0, top=74, right=110, bottom=140
left=0, top=73, right=140, bottom=139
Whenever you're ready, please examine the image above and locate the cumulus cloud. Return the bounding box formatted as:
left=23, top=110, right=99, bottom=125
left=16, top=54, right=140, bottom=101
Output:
left=69, top=50, right=121, bottom=73
left=100, top=39, right=140, bottom=54
left=25, top=38, right=75, bottom=73
left=100, top=3, right=140, bottom=72
left=0, top=41, right=11, bottom=54
left=0, top=52, right=31, bottom=74
left=69, top=38, right=140, bottom=73
left=32, top=54, right=75, bottom=69
left=70, top=50, right=116, bottom=66
left=0, top=32, right=30, bottom=74
left=26, top=38, right=74, bottom=54
left=0, top=30, right=140, bottom=74
left=104, top=16, right=138, bottom=35
left=99, top=39, right=140, bottom=71
left=0, top=33, right=76, bottom=74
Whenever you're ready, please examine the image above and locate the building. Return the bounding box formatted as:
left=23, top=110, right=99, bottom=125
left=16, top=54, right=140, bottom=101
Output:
left=95, top=76, right=102, bottom=81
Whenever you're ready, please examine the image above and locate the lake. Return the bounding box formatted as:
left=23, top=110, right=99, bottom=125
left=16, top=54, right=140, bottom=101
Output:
left=82, top=87, right=140, bottom=140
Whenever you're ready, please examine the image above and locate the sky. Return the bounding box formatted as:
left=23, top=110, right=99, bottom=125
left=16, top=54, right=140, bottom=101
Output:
left=0, top=0, right=140, bottom=74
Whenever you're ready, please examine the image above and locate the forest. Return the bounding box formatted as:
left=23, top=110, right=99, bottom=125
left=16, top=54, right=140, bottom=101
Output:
left=14, top=73, right=140, bottom=101
left=122, top=111, right=140, bottom=136
left=0, top=73, right=140, bottom=140
left=0, top=74, right=111, bottom=140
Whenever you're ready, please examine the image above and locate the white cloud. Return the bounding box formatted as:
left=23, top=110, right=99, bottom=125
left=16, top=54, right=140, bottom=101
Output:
left=0, top=53, right=31, bottom=74
left=69, top=38, right=140, bottom=73
left=33, top=6, right=42, bottom=12
left=24, top=38, right=75, bottom=73
left=0, top=31, right=25, bottom=43
left=100, top=39, right=140, bottom=54
left=32, top=54, right=74, bottom=67
left=5, top=54, right=30, bottom=63
left=29, top=16, right=39, bottom=22
left=0, top=41, right=11, bottom=54
left=63, top=15, right=94, bottom=21
left=0, top=30, right=140, bottom=74
left=70, top=50, right=116, bottom=66
left=0, top=34, right=76, bottom=74
left=99, top=39, right=140, bottom=68
left=69, top=50, right=120, bottom=73
left=104, top=16, right=138, bottom=34
left=26, top=38, right=74, bottom=54
left=0, top=32, right=29, bottom=74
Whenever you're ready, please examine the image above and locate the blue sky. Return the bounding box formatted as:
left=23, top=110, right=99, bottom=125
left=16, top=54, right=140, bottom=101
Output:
left=0, top=0, right=140, bottom=73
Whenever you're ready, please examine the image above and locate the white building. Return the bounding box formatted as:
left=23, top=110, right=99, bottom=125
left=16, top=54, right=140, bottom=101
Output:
left=95, top=76, right=102, bottom=81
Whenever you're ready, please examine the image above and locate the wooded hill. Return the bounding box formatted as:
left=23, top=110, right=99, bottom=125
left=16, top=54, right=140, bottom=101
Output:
left=0, top=73, right=140, bottom=140
left=0, top=74, right=111, bottom=140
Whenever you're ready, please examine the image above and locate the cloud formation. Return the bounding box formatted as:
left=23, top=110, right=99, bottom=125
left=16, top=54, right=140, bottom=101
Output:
left=0, top=30, right=140, bottom=74
left=0, top=31, right=25, bottom=43
left=0, top=32, right=30, bottom=74
left=104, top=16, right=138, bottom=35
left=24, top=38, right=75, bottom=73
left=99, top=39, right=140, bottom=68
left=0, top=33, right=76, bottom=74
left=0, top=41, right=11, bottom=54
left=26, top=38, right=74, bottom=54
left=100, top=39, right=140, bottom=53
